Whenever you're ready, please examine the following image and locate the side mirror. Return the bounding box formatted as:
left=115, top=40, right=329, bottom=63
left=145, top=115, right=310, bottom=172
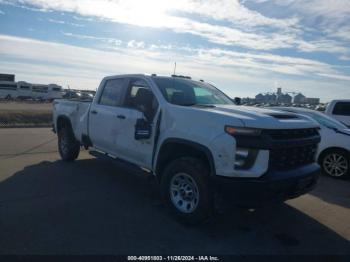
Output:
left=135, top=118, right=152, bottom=140
left=234, top=97, right=241, bottom=105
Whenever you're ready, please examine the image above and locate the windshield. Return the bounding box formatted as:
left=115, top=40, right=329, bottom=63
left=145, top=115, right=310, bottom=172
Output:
left=153, top=77, right=234, bottom=106
left=300, top=111, right=347, bottom=130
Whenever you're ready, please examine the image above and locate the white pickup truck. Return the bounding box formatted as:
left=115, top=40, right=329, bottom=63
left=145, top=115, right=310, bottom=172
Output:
left=325, top=100, right=350, bottom=127
left=53, top=74, right=321, bottom=223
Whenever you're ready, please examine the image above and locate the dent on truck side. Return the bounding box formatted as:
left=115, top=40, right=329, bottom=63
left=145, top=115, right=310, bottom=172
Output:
left=54, top=101, right=90, bottom=142
left=152, top=106, right=240, bottom=178
left=209, top=133, right=236, bottom=177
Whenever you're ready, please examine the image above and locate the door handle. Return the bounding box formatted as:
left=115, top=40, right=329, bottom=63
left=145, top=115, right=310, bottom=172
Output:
left=117, top=115, right=126, bottom=119
left=91, top=110, right=98, bottom=115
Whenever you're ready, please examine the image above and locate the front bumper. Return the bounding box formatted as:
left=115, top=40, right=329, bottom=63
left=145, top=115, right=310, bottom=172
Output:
left=212, top=163, right=320, bottom=207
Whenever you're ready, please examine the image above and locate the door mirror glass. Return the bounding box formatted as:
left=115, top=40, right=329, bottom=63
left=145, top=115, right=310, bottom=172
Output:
left=135, top=118, right=152, bottom=140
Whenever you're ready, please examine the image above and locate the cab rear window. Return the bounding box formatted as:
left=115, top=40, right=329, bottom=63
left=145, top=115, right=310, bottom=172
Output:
left=333, top=102, right=350, bottom=116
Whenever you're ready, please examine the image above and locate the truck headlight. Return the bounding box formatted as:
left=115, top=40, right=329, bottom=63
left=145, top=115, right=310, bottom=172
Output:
left=225, top=126, right=260, bottom=170
left=225, top=126, right=261, bottom=136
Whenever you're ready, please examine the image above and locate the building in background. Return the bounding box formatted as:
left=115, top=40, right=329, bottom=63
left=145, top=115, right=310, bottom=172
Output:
left=305, top=97, right=320, bottom=105
left=277, top=92, right=292, bottom=104
left=0, top=74, right=15, bottom=82
left=249, top=88, right=320, bottom=107
left=293, top=93, right=306, bottom=104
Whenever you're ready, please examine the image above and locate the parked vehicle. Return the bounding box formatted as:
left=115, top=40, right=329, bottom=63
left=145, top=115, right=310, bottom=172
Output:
left=31, top=84, right=49, bottom=100
left=325, top=100, right=350, bottom=127
left=0, top=81, right=17, bottom=99
left=17, top=81, right=32, bottom=100
left=31, top=84, right=63, bottom=101
left=48, top=84, right=64, bottom=100
left=0, top=81, right=63, bottom=101
left=53, top=74, right=321, bottom=223
left=274, top=107, right=350, bottom=179
left=80, top=92, right=94, bottom=101
left=63, top=90, right=82, bottom=99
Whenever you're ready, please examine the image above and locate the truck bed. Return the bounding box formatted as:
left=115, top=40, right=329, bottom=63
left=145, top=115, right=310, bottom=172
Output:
left=53, top=99, right=91, bottom=141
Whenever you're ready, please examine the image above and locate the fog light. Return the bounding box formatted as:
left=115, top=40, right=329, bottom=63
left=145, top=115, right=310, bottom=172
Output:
left=234, top=147, right=250, bottom=168
left=234, top=148, right=259, bottom=170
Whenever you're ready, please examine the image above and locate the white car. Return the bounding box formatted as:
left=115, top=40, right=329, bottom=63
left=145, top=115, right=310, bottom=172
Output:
left=53, top=74, right=321, bottom=223
left=274, top=107, right=350, bottom=179
left=325, top=100, right=350, bottom=127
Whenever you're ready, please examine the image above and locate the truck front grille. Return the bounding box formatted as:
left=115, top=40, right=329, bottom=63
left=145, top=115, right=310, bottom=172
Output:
left=269, top=144, right=318, bottom=171
left=264, top=128, right=319, bottom=171
left=267, top=128, right=319, bottom=140
left=235, top=127, right=320, bottom=171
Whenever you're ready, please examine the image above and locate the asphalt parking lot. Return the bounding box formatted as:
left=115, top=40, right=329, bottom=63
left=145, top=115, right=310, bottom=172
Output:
left=0, top=128, right=349, bottom=255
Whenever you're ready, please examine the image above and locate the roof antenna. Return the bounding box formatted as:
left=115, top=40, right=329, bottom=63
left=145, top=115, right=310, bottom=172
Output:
left=173, top=62, right=177, bottom=75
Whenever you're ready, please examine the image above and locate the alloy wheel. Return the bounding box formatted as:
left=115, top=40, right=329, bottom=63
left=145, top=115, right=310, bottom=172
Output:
left=323, top=153, right=348, bottom=177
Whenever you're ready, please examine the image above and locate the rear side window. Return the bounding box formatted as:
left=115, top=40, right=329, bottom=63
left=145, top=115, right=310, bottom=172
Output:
left=333, top=102, right=350, bottom=116
left=99, top=78, right=126, bottom=107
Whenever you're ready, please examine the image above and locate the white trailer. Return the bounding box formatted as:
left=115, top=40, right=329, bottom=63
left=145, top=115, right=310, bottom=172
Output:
left=47, top=84, right=63, bottom=100
left=0, top=81, right=18, bottom=99
left=17, top=81, right=32, bottom=100
left=31, top=84, right=49, bottom=100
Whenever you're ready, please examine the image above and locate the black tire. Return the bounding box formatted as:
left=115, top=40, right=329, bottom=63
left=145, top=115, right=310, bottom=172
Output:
left=160, top=157, right=213, bottom=224
left=58, top=125, right=80, bottom=161
left=319, top=149, right=350, bottom=179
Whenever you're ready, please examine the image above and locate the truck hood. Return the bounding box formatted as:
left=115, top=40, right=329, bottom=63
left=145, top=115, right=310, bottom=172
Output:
left=207, top=105, right=320, bottom=129
left=336, top=127, right=350, bottom=137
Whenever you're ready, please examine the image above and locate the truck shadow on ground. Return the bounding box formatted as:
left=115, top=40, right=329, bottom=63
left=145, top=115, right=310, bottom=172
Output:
left=0, top=157, right=349, bottom=255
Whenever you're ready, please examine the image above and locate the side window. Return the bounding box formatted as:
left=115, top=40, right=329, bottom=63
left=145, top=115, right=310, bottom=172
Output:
left=124, top=78, right=158, bottom=121
left=333, top=102, right=350, bottom=116
left=99, top=78, right=126, bottom=107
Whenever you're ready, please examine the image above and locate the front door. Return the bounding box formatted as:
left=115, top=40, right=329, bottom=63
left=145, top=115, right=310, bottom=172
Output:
left=114, top=78, right=159, bottom=168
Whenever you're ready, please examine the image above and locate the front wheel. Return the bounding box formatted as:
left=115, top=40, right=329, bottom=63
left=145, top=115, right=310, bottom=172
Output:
left=320, top=149, right=350, bottom=179
left=160, top=157, right=213, bottom=224
left=58, top=126, right=80, bottom=161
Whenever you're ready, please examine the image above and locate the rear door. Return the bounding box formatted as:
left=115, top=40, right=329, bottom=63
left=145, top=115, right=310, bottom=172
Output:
left=89, top=77, right=129, bottom=154
left=332, top=102, right=350, bottom=127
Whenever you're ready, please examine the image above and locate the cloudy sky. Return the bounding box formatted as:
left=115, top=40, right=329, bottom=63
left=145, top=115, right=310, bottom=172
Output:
left=0, top=0, right=349, bottom=102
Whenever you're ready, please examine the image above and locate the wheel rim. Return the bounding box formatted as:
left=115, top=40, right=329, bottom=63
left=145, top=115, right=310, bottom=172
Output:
left=170, top=173, right=200, bottom=213
left=323, top=153, right=348, bottom=177
left=59, top=133, right=69, bottom=155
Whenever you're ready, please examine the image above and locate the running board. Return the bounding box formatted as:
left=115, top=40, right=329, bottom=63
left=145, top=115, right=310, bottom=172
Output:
left=89, top=150, right=153, bottom=176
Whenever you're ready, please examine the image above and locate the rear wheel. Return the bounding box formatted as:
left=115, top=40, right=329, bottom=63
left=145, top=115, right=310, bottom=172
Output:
left=320, top=149, right=349, bottom=179
left=58, top=125, right=80, bottom=161
left=161, top=157, right=213, bottom=224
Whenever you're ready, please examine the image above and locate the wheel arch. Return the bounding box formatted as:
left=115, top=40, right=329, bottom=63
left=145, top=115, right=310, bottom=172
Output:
left=155, top=138, right=216, bottom=180
left=56, top=115, right=73, bottom=133
left=318, top=147, right=350, bottom=163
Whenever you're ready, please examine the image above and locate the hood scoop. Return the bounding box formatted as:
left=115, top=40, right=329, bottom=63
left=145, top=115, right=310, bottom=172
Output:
left=266, top=113, right=299, bottom=120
